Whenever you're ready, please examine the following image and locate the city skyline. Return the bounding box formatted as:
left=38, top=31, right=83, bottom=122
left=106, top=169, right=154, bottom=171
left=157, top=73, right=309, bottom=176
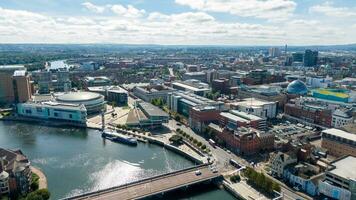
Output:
left=1, top=0, right=356, bottom=45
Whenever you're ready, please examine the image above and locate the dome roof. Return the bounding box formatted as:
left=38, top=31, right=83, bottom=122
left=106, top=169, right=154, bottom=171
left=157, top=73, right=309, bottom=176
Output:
left=56, top=92, right=102, bottom=102
left=286, top=80, right=308, bottom=95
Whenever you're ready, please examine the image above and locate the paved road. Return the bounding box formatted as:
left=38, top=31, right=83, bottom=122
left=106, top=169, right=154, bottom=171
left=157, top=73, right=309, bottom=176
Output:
left=165, top=120, right=249, bottom=171
left=71, top=165, right=219, bottom=200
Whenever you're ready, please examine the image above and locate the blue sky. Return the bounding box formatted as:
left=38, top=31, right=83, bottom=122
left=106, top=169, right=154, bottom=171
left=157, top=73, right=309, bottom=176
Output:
left=0, top=0, right=355, bottom=45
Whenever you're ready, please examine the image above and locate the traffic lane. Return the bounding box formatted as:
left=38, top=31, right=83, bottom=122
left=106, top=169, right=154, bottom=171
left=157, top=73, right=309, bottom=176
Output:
left=87, top=167, right=218, bottom=200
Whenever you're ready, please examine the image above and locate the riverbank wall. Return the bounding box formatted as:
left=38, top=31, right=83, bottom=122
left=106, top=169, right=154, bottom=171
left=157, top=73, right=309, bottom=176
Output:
left=1, top=116, right=204, bottom=165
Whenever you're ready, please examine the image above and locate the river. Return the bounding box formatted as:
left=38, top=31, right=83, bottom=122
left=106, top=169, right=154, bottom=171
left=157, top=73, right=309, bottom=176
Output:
left=0, top=121, right=235, bottom=200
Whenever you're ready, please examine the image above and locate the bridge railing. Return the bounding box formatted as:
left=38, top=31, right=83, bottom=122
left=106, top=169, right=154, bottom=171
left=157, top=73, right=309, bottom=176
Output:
left=63, top=163, right=209, bottom=200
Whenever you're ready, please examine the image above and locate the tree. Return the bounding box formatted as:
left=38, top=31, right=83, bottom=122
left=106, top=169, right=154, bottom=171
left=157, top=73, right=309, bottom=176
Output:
left=169, top=135, right=183, bottom=144
left=174, top=115, right=181, bottom=122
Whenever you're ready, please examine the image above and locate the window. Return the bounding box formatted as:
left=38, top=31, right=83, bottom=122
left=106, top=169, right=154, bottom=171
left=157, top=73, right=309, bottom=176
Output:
left=36, top=107, right=42, bottom=112
left=54, top=112, right=58, bottom=117
left=69, top=114, right=73, bottom=119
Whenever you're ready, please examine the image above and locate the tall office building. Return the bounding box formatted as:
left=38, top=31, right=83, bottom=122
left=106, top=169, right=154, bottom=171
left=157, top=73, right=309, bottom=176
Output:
left=0, top=66, right=32, bottom=104
left=269, top=47, right=281, bottom=57
left=292, top=52, right=304, bottom=62
left=303, top=49, right=318, bottom=67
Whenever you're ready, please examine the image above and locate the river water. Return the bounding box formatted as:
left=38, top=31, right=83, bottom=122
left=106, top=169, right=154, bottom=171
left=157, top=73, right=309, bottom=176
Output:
left=0, top=121, right=235, bottom=200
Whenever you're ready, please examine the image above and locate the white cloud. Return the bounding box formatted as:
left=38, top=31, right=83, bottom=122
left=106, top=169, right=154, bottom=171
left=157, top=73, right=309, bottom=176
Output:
left=148, top=12, right=214, bottom=23
left=82, top=2, right=105, bottom=13
left=309, top=1, right=356, bottom=17
left=175, top=0, right=297, bottom=19
left=111, top=4, right=145, bottom=18
left=0, top=4, right=355, bottom=45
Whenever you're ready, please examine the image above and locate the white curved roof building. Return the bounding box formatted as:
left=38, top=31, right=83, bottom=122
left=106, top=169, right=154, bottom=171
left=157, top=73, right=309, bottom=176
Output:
left=56, top=91, right=105, bottom=114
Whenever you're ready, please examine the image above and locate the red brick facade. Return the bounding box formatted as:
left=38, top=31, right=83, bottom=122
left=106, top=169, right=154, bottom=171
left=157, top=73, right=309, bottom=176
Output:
left=214, top=128, right=274, bottom=155
left=284, top=103, right=332, bottom=127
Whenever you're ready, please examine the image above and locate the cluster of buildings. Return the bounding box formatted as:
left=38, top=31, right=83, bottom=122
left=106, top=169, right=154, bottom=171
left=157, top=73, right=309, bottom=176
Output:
left=269, top=127, right=356, bottom=199
left=0, top=148, right=32, bottom=197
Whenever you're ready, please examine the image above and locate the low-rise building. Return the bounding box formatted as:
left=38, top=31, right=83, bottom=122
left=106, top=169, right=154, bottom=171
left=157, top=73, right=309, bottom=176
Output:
left=88, top=86, right=128, bottom=106
left=84, top=76, right=111, bottom=87
left=126, top=101, right=169, bottom=128
left=182, top=72, right=206, bottom=82
left=17, top=101, right=87, bottom=124
left=332, top=109, right=353, bottom=128
left=167, top=91, right=224, bottom=117
left=132, top=85, right=175, bottom=103
left=172, top=80, right=210, bottom=96
left=283, top=163, right=323, bottom=196
left=0, top=148, right=32, bottom=196
left=219, top=110, right=266, bottom=131
left=236, top=85, right=287, bottom=108
left=319, top=156, right=356, bottom=200
left=230, top=98, right=277, bottom=119
left=189, top=105, right=221, bottom=134
left=284, top=97, right=332, bottom=128
left=321, top=128, right=356, bottom=158
left=209, top=125, right=274, bottom=155
left=270, top=152, right=298, bottom=178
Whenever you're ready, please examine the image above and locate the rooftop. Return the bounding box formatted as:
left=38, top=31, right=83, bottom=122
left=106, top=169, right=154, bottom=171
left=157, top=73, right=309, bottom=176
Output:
left=230, top=110, right=262, bottom=121
left=88, top=86, right=127, bottom=93
left=232, top=98, right=276, bottom=107
left=329, top=156, right=356, bottom=180
left=138, top=102, right=168, bottom=117
left=13, top=70, right=26, bottom=77
left=220, top=112, right=249, bottom=123
left=322, top=128, right=356, bottom=142
left=56, top=91, right=103, bottom=102
left=172, top=81, right=210, bottom=92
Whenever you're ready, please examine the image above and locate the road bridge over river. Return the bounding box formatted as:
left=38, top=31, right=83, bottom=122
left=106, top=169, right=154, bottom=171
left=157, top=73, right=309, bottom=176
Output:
left=65, top=164, right=221, bottom=200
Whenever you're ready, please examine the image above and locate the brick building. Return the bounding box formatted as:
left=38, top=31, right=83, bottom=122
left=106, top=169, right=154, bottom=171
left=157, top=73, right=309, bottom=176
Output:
left=284, top=98, right=332, bottom=128
left=189, top=105, right=221, bottom=134
left=209, top=125, right=274, bottom=155
left=321, top=128, right=356, bottom=158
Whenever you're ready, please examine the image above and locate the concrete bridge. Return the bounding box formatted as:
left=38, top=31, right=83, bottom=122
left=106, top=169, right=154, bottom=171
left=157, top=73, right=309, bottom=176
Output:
left=65, top=164, right=221, bottom=200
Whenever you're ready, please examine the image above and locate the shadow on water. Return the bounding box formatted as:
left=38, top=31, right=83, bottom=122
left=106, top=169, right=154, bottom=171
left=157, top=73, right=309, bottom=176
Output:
left=143, top=182, right=236, bottom=200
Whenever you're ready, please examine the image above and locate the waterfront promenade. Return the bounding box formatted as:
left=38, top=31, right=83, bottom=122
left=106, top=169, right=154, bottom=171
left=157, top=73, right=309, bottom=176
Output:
left=31, top=166, right=48, bottom=189
left=65, top=164, right=221, bottom=200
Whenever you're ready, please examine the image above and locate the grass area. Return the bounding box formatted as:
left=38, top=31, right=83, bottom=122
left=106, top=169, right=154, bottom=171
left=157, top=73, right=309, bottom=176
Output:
left=31, top=173, right=40, bottom=191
